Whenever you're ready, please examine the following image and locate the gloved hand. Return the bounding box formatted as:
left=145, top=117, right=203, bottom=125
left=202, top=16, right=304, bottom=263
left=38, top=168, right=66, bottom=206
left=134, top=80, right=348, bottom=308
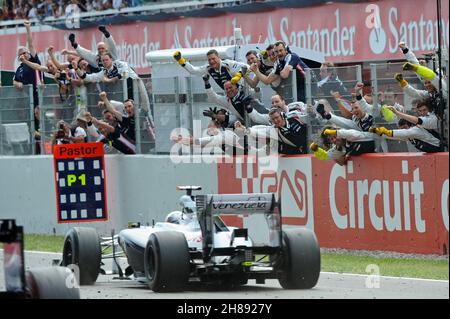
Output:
left=98, top=25, right=110, bottom=38
left=173, top=51, right=186, bottom=66
left=202, top=74, right=211, bottom=89
left=309, top=142, right=319, bottom=152
left=68, top=33, right=78, bottom=49
left=203, top=107, right=217, bottom=119
left=231, top=72, right=243, bottom=85
left=316, top=103, right=331, bottom=120
left=260, top=50, right=268, bottom=59
left=394, top=73, right=408, bottom=88
left=402, top=62, right=418, bottom=72
left=369, top=126, right=393, bottom=137
left=310, top=142, right=329, bottom=160
left=323, top=129, right=337, bottom=137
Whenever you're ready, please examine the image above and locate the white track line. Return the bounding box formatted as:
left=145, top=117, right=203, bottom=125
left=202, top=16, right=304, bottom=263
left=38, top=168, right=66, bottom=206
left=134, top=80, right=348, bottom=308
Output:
left=322, top=271, right=449, bottom=283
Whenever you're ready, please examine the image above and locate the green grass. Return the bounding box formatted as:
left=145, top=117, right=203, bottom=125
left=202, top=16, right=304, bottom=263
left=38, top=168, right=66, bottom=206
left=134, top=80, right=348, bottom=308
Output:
left=322, top=253, right=449, bottom=280
left=23, top=234, right=65, bottom=253
left=4, top=234, right=448, bottom=280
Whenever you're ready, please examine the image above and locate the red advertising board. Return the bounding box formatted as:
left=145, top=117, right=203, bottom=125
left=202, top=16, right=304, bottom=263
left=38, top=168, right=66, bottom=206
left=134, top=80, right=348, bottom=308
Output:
left=0, top=0, right=448, bottom=73
left=217, top=153, right=449, bottom=255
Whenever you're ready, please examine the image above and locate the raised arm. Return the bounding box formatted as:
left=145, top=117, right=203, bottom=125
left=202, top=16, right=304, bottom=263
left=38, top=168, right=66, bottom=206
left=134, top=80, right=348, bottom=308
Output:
left=251, top=63, right=279, bottom=85
left=48, top=46, right=69, bottom=71
left=172, top=51, right=208, bottom=75
left=24, top=21, right=36, bottom=57
left=19, top=55, right=48, bottom=72
left=99, top=91, right=123, bottom=121
left=386, top=106, right=420, bottom=125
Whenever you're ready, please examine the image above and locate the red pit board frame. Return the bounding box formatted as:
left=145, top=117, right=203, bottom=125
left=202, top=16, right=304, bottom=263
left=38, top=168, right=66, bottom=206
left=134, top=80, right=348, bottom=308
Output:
left=53, top=143, right=108, bottom=223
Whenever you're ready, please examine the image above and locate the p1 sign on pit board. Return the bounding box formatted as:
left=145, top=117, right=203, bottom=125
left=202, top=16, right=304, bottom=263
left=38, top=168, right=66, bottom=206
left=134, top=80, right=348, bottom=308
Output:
left=53, top=143, right=108, bottom=223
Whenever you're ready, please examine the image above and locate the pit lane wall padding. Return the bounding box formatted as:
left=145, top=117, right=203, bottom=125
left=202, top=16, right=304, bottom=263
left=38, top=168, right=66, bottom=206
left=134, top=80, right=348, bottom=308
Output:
left=217, top=153, right=449, bottom=255
left=0, top=155, right=219, bottom=236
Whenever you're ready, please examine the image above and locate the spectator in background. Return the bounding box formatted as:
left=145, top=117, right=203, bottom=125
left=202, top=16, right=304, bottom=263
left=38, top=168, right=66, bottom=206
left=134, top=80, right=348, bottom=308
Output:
left=51, top=0, right=62, bottom=18
left=317, top=62, right=351, bottom=111
left=27, top=2, right=38, bottom=18
left=51, top=115, right=87, bottom=147
left=112, top=0, right=123, bottom=10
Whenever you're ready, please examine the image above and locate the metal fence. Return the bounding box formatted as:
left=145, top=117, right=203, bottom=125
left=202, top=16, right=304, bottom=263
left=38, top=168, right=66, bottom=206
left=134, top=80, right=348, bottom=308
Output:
left=0, top=62, right=448, bottom=155
left=0, top=85, right=35, bottom=155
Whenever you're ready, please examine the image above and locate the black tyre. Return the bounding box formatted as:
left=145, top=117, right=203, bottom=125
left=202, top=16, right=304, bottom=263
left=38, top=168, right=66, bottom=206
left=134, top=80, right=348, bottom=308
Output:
left=61, top=227, right=101, bottom=285
left=25, top=267, right=80, bottom=299
left=144, top=231, right=191, bottom=292
left=278, top=228, right=321, bottom=289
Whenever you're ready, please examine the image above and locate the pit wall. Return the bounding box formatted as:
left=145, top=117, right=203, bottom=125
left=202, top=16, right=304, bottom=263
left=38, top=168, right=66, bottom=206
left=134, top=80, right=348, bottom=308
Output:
left=0, top=153, right=448, bottom=255
left=218, top=153, right=449, bottom=255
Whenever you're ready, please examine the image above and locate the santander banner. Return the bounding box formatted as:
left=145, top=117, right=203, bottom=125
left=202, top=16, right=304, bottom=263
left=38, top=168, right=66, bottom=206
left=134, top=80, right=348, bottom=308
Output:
left=217, top=153, right=449, bottom=255
left=1, top=0, right=448, bottom=73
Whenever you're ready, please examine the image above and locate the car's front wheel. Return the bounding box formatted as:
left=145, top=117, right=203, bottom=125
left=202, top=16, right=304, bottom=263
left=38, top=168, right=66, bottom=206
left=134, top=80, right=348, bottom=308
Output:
left=61, top=227, right=101, bottom=285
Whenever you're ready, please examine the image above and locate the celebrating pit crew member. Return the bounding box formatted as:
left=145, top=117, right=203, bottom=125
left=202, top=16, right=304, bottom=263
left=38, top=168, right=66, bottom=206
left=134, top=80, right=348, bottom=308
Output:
left=203, top=74, right=261, bottom=126
left=68, top=25, right=118, bottom=71
left=369, top=118, right=443, bottom=153
left=394, top=65, right=444, bottom=113
left=242, top=49, right=278, bottom=89
left=235, top=107, right=308, bottom=155
left=250, top=41, right=312, bottom=102
left=310, top=126, right=376, bottom=166
left=385, top=99, right=439, bottom=134
left=354, top=82, right=404, bottom=122
left=173, top=49, right=248, bottom=90
left=73, top=53, right=152, bottom=116
left=84, top=112, right=136, bottom=155
left=99, top=91, right=136, bottom=142
left=14, top=20, right=41, bottom=109
left=398, top=41, right=447, bottom=97
left=171, top=119, right=243, bottom=153
left=245, top=94, right=312, bottom=125
left=316, top=99, right=374, bottom=133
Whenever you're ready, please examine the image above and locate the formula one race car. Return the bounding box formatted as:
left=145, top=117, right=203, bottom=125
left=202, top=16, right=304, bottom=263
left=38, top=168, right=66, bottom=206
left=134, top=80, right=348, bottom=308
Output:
left=59, top=187, right=321, bottom=292
left=0, top=219, right=79, bottom=299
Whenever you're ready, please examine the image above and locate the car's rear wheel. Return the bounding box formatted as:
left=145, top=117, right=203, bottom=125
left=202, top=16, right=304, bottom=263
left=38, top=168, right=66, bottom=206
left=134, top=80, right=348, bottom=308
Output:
left=144, top=231, right=191, bottom=292
left=61, top=227, right=101, bottom=285
left=25, top=267, right=80, bottom=299
left=277, top=228, right=320, bottom=289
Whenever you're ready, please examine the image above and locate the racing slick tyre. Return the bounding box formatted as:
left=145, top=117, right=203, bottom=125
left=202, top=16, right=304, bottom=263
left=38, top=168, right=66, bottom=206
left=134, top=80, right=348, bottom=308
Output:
left=25, top=267, right=80, bottom=299
left=277, top=228, right=320, bottom=289
left=61, top=227, right=101, bottom=285
left=144, top=231, right=191, bottom=292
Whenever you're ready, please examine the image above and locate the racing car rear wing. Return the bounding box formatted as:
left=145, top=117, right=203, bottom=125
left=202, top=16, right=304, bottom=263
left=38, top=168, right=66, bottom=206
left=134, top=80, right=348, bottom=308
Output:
left=196, top=193, right=277, bottom=215
left=196, top=193, right=282, bottom=260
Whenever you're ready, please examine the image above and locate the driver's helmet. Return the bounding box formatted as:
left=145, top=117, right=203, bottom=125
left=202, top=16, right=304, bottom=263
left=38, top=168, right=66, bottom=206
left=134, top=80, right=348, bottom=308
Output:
left=165, top=211, right=183, bottom=224
left=179, top=195, right=197, bottom=214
